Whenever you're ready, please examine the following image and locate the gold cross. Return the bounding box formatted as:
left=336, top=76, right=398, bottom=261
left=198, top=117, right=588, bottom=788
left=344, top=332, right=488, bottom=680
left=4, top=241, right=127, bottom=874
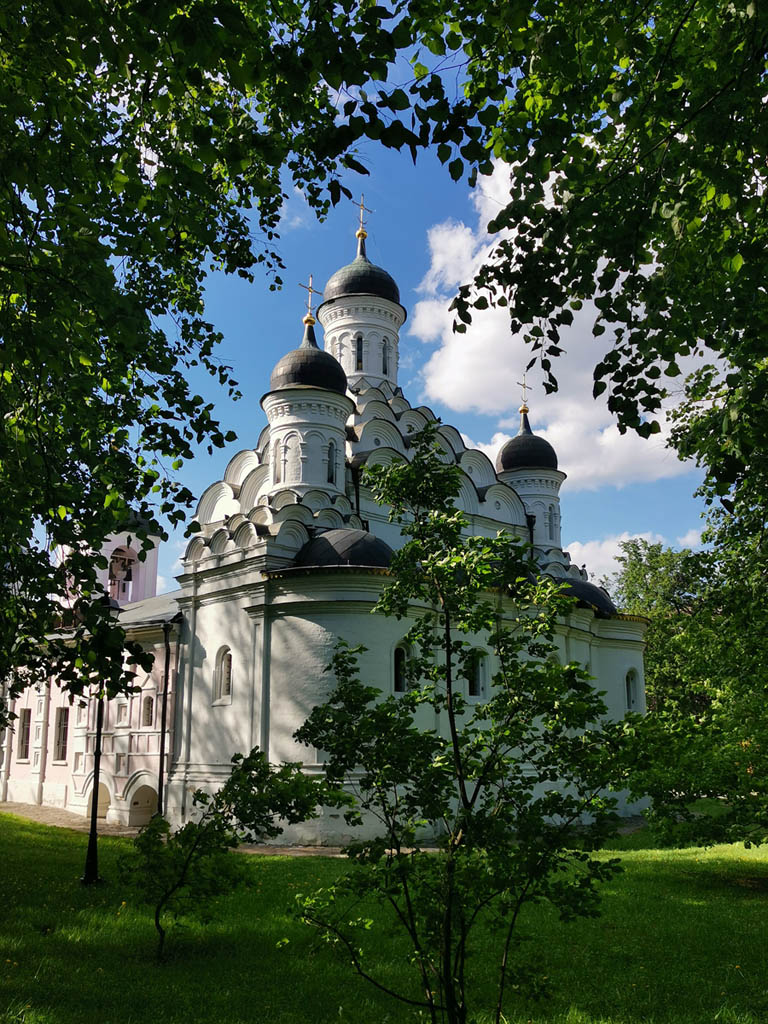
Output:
left=298, top=274, right=323, bottom=321
left=356, top=193, right=374, bottom=238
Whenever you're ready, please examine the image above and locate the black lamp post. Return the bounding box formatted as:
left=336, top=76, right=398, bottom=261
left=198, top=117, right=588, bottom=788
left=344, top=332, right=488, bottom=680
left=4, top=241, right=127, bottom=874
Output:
left=81, top=689, right=104, bottom=885
left=82, top=596, right=120, bottom=886
left=156, top=620, right=174, bottom=817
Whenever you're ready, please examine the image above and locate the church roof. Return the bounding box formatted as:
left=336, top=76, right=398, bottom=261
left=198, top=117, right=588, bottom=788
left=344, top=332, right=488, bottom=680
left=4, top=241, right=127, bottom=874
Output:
left=294, top=528, right=393, bottom=569
left=269, top=318, right=347, bottom=395
left=118, top=589, right=183, bottom=626
left=559, top=579, right=617, bottom=616
left=496, top=406, right=558, bottom=472
left=320, top=232, right=403, bottom=311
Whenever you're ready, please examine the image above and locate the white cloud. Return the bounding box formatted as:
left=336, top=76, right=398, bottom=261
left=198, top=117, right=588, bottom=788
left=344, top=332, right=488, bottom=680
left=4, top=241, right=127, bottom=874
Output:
left=280, top=186, right=311, bottom=230
left=410, top=164, right=698, bottom=491
left=676, top=527, right=703, bottom=549
left=563, top=531, right=666, bottom=583
left=156, top=574, right=168, bottom=595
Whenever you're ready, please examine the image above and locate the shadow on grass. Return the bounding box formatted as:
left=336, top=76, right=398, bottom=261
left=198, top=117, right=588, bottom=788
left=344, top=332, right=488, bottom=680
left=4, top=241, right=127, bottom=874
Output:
left=2, top=814, right=768, bottom=1024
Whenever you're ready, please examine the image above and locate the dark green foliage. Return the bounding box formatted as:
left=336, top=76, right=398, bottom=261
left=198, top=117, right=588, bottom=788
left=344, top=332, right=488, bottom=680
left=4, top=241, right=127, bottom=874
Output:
left=604, top=538, right=715, bottom=717
left=296, top=429, right=626, bottom=1024
left=123, top=812, right=244, bottom=962
left=120, top=747, right=323, bottom=959
left=608, top=533, right=768, bottom=848
left=0, top=0, right=394, bottom=720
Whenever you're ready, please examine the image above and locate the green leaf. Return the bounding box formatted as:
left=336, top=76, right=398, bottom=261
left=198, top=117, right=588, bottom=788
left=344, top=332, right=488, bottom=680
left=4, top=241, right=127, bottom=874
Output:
left=448, top=158, right=463, bottom=181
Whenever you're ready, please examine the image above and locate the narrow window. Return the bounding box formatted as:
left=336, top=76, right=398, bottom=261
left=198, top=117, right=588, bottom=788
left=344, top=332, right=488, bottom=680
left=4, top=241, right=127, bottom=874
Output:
left=274, top=442, right=282, bottom=483
left=17, top=708, right=31, bottom=760
left=142, top=695, right=154, bottom=727
left=116, top=702, right=128, bottom=724
left=394, top=646, right=408, bottom=693
left=214, top=646, right=233, bottom=703
left=54, top=707, right=69, bottom=761
left=355, top=335, right=364, bottom=371
left=548, top=504, right=556, bottom=541
left=625, top=670, right=638, bottom=711
left=468, top=652, right=486, bottom=698
left=382, top=340, right=389, bottom=375
left=327, top=440, right=336, bottom=484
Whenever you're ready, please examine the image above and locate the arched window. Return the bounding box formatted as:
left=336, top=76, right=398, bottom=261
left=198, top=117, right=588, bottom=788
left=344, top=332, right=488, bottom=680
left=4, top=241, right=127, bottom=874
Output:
left=382, top=339, right=389, bottom=375
left=468, top=651, right=487, bottom=698
left=214, top=646, right=233, bottom=703
left=274, top=441, right=282, bottom=483
left=108, top=546, right=137, bottom=601
left=142, top=694, right=154, bottom=727
left=625, top=669, right=638, bottom=712
left=355, top=335, right=364, bottom=371
left=327, top=440, right=336, bottom=484
left=394, top=645, right=408, bottom=693
left=548, top=504, right=556, bottom=541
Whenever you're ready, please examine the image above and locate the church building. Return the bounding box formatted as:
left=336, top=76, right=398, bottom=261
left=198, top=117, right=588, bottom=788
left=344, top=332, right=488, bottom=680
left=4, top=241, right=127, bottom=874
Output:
left=0, top=226, right=646, bottom=842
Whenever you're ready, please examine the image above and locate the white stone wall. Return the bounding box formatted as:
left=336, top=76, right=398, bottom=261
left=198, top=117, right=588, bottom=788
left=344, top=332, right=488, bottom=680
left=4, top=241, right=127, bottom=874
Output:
left=318, top=297, right=405, bottom=390
left=496, top=467, right=567, bottom=548
left=261, top=389, right=354, bottom=500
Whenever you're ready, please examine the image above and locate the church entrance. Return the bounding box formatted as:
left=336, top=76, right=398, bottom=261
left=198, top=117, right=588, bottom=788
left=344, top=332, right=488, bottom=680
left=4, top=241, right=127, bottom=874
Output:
left=128, top=785, right=157, bottom=826
left=88, top=782, right=110, bottom=820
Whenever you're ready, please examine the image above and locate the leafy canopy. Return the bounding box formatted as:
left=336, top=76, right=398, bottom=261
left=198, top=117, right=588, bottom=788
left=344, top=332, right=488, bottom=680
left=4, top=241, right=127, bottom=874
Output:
left=0, top=0, right=398, bottom=714
left=609, top=536, right=768, bottom=848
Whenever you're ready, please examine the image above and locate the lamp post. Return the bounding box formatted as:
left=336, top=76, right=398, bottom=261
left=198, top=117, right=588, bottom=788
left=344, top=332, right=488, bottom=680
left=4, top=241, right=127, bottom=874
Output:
left=156, top=620, right=174, bottom=816
left=81, top=596, right=120, bottom=886
left=81, top=688, right=104, bottom=885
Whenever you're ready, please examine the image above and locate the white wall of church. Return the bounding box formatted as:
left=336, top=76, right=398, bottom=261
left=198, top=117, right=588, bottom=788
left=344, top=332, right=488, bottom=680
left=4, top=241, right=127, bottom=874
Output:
left=318, top=296, right=405, bottom=391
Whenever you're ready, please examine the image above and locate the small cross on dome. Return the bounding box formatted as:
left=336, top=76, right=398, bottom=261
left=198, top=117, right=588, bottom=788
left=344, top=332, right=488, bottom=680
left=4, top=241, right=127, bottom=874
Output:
left=356, top=193, right=374, bottom=240
left=298, top=273, right=323, bottom=324
left=516, top=372, right=533, bottom=413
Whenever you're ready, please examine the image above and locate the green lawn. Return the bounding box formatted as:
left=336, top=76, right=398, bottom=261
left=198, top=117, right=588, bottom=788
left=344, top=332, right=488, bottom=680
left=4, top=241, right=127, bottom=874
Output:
left=1, top=813, right=766, bottom=1024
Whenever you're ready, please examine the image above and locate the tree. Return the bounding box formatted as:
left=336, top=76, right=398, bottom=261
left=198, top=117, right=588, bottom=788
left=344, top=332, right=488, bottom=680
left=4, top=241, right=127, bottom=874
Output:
left=603, top=538, right=715, bottom=716
left=431, top=0, right=767, bottom=504
left=0, top=0, right=401, bottom=719
left=5, top=0, right=764, bottom=719
left=295, top=430, right=625, bottom=1024
left=607, top=535, right=768, bottom=847
left=121, top=747, right=324, bottom=960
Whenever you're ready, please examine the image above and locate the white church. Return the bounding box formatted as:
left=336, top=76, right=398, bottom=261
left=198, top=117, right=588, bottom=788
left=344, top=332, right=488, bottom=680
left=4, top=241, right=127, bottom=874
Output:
left=1, top=227, right=646, bottom=842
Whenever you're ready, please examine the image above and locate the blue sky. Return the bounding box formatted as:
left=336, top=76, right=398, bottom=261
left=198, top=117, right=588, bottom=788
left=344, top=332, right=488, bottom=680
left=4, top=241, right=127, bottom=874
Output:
left=155, top=148, right=707, bottom=592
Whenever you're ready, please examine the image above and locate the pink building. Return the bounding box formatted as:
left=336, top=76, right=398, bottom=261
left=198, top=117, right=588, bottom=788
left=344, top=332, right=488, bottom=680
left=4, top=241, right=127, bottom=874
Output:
left=0, top=534, right=180, bottom=827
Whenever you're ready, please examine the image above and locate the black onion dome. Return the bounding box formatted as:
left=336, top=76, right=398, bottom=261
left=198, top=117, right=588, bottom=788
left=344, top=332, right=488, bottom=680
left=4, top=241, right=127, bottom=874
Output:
left=269, top=318, right=347, bottom=395
left=321, top=233, right=401, bottom=307
left=294, top=528, right=393, bottom=568
left=496, top=408, right=558, bottom=472
left=560, top=579, right=617, bottom=616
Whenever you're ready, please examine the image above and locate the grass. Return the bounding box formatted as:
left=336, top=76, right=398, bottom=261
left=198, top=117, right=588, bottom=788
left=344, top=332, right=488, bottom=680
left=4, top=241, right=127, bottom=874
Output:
left=1, top=813, right=767, bottom=1024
